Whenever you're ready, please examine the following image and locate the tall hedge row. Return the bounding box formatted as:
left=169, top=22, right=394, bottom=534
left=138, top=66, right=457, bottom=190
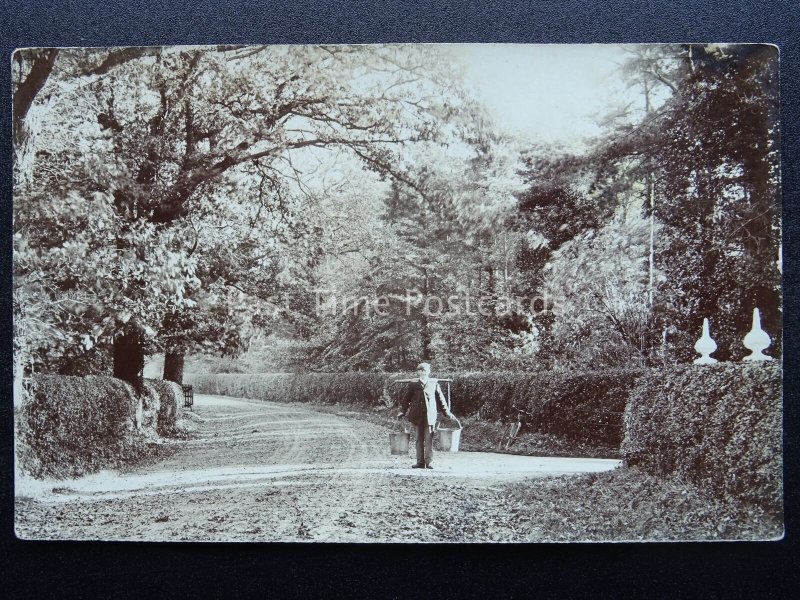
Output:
left=189, top=369, right=643, bottom=448
left=622, top=362, right=782, bottom=514
left=18, top=375, right=140, bottom=478
left=17, top=375, right=187, bottom=479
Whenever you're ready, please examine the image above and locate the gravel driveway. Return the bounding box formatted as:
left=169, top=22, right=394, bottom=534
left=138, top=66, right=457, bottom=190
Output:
left=15, top=395, right=621, bottom=542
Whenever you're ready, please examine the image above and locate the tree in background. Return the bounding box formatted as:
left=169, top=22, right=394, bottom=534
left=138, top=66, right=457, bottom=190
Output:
left=539, top=210, right=655, bottom=368
left=14, top=45, right=780, bottom=380
left=312, top=135, right=524, bottom=371
left=502, top=166, right=608, bottom=367
left=13, top=45, right=489, bottom=385
left=517, top=44, right=780, bottom=368
left=589, top=44, right=781, bottom=362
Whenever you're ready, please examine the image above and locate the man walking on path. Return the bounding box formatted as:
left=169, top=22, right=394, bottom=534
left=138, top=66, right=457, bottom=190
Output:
left=398, top=362, right=455, bottom=469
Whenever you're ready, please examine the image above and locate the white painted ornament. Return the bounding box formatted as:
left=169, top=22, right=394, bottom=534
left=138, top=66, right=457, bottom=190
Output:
left=694, top=318, right=718, bottom=365
left=743, top=307, right=773, bottom=361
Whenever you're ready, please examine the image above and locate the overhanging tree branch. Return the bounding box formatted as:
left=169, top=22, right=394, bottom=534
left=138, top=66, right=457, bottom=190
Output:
left=78, top=47, right=161, bottom=77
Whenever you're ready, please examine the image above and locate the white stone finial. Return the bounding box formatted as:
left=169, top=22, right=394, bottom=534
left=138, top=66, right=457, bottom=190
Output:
left=743, top=307, right=773, bottom=361
left=694, top=318, right=718, bottom=364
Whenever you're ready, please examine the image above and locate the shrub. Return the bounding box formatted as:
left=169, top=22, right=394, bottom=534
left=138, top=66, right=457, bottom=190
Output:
left=621, top=362, right=782, bottom=514
left=17, top=374, right=140, bottom=478
left=189, top=369, right=643, bottom=449
left=140, top=381, right=161, bottom=429
left=144, top=378, right=183, bottom=435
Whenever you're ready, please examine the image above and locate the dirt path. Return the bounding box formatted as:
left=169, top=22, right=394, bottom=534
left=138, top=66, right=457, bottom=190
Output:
left=15, top=395, right=621, bottom=542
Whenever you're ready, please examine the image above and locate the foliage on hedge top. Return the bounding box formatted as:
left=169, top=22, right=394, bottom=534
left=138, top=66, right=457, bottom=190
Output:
left=17, top=374, right=140, bottom=478
left=144, top=378, right=183, bottom=435
left=189, top=369, right=643, bottom=448
left=622, top=362, right=782, bottom=514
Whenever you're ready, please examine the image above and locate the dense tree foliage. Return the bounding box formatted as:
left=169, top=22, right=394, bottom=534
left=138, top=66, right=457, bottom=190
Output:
left=510, top=44, right=780, bottom=368
left=312, top=141, right=524, bottom=371
left=13, top=44, right=781, bottom=381
left=13, top=45, right=492, bottom=384
left=605, top=45, right=779, bottom=362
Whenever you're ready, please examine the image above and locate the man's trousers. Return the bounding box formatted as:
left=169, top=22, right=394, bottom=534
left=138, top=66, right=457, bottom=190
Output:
left=415, top=422, right=434, bottom=466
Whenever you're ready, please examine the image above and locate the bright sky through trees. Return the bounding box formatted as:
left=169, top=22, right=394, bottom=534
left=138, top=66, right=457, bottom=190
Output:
left=288, top=44, right=633, bottom=201
left=450, top=44, right=632, bottom=147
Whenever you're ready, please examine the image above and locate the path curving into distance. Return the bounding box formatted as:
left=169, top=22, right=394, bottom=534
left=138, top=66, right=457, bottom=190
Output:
left=15, top=395, right=621, bottom=542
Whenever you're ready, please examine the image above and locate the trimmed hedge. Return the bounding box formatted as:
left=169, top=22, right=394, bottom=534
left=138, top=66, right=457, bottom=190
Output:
left=18, top=375, right=141, bottom=478
left=189, top=373, right=391, bottom=407
left=622, top=362, right=782, bottom=514
left=144, top=378, right=183, bottom=435
left=450, top=370, right=642, bottom=447
left=140, top=382, right=161, bottom=430
left=189, top=369, right=643, bottom=448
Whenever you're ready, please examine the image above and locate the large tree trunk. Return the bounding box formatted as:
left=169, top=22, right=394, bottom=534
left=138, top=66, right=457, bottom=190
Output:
left=163, top=349, right=185, bottom=385
left=13, top=49, right=59, bottom=190
left=113, top=322, right=146, bottom=393
left=13, top=49, right=59, bottom=146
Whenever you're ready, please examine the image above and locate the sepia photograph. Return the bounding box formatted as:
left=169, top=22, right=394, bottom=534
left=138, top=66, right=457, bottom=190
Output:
left=12, top=43, right=782, bottom=542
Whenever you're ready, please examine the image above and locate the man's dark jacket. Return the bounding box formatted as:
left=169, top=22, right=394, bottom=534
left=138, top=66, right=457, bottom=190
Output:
left=400, top=379, right=448, bottom=426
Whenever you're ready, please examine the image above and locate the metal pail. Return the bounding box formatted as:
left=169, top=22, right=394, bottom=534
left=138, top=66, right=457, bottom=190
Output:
left=437, top=417, right=462, bottom=452
left=389, top=432, right=410, bottom=455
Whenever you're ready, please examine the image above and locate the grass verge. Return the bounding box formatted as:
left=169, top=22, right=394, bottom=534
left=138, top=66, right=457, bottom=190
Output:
left=503, top=467, right=783, bottom=541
